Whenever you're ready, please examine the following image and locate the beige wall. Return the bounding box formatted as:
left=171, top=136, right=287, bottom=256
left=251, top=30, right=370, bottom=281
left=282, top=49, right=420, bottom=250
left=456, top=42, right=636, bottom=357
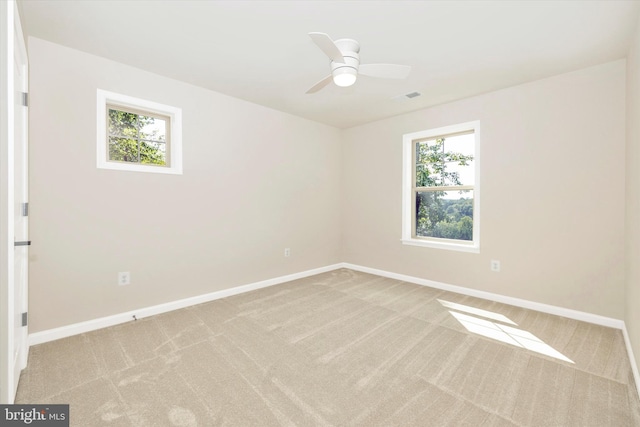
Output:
left=28, top=38, right=342, bottom=333
left=342, top=60, right=626, bottom=319
left=29, top=36, right=629, bottom=334
left=626, top=16, right=640, bottom=374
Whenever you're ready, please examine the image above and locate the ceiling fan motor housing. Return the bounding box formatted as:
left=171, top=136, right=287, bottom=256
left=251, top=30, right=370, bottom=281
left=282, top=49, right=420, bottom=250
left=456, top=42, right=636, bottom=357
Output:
left=331, top=38, right=360, bottom=78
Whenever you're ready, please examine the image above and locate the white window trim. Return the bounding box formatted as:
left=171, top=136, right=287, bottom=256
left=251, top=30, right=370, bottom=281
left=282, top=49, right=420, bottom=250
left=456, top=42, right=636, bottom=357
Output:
left=96, top=89, right=182, bottom=175
left=402, top=120, right=481, bottom=253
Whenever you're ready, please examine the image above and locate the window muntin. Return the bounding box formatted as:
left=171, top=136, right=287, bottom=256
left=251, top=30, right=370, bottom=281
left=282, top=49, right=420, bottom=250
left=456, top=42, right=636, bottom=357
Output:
left=107, top=105, right=170, bottom=167
left=402, top=122, right=480, bottom=252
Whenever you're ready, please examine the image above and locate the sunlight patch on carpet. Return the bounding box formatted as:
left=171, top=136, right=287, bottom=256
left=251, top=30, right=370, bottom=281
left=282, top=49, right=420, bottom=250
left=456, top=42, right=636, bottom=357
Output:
left=442, top=304, right=574, bottom=364
left=437, top=299, right=518, bottom=325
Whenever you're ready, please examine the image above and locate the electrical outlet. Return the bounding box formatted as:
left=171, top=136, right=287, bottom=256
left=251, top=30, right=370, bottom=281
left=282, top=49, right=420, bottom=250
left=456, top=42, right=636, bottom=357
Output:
left=118, top=272, right=130, bottom=285
left=490, top=260, right=501, bottom=272
left=284, top=248, right=291, bottom=257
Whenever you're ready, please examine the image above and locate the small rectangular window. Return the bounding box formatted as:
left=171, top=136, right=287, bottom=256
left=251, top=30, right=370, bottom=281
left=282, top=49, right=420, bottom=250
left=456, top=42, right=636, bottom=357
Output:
left=402, top=121, right=480, bottom=252
left=97, top=90, right=182, bottom=174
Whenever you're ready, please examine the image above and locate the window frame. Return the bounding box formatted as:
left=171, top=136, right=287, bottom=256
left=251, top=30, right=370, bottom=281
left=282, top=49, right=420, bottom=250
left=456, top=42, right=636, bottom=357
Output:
left=97, top=89, right=182, bottom=175
left=402, top=121, right=480, bottom=253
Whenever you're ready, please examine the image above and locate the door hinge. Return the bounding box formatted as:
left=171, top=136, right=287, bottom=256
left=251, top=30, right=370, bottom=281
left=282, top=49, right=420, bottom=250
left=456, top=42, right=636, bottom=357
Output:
left=21, top=202, right=28, bottom=217
left=21, top=92, right=28, bottom=107
left=21, top=312, right=27, bottom=327
left=14, top=241, right=31, bottom=246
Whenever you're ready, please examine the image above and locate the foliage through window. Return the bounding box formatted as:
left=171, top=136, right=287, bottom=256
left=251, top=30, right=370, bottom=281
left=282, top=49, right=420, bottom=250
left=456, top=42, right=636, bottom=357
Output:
left=402, top=122, right=480, bottom=252
left=415, top=134, right=474, bottom=240
left=107, top=106, right=169, bottom=166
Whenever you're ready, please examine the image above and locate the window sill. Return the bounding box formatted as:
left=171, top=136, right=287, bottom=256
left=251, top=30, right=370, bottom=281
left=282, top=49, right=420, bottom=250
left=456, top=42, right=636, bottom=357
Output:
left=97, top=161, right=182, bottom=175
left=401, top=238, right=479, bottom=253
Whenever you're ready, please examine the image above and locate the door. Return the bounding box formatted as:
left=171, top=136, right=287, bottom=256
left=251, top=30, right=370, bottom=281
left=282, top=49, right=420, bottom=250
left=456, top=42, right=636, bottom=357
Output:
left=12, top=0, right=29, bottom=398
left=0, top=0, right=28, bottom=404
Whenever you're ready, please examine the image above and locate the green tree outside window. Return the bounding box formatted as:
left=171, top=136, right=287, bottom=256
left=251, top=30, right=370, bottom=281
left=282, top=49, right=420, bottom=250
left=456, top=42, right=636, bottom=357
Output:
left=415, top=137, right=474, bottom=240
left=107, top=108, right=167, bottom=166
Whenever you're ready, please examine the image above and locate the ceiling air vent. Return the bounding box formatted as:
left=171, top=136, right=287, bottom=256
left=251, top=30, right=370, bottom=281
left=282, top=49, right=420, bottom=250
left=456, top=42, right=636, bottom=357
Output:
left=405, top=91, right=421, bottom=99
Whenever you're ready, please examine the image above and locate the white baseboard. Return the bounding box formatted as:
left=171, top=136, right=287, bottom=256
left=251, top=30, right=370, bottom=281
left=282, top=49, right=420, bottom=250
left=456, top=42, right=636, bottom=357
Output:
left=622, top=324, right=640, bottom=400
left=341, top=263, right=624, bottom=329
left=28, top=263, right=344, bottom=346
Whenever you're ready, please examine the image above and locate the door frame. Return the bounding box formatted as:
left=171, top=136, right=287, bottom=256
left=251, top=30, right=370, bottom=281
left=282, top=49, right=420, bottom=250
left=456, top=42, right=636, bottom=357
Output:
left=0, top=0, right=28, bottom=404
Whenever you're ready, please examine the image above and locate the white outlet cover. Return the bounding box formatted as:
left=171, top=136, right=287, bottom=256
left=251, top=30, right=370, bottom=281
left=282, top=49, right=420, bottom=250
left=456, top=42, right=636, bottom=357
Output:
left=118, top=272, right=130, bottom=285
left=490, top=260, right=501, bottom=272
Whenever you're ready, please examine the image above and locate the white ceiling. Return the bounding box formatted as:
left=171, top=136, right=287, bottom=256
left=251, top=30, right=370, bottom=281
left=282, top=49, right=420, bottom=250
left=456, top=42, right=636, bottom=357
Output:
left=17, top=0, right=640, bottom=129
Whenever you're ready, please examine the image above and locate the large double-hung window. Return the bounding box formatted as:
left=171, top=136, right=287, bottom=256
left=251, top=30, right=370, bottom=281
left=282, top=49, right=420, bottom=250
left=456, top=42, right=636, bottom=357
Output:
left=402, top=121, right=480, bottom=252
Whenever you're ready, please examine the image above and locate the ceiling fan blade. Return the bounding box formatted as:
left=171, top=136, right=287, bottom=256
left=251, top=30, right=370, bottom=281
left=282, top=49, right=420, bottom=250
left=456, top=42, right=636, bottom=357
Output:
left=306, top=75, right=333, bottom=94
left=359, top=64, right=412, bottom=79
left=309, top=32, right=345, bottom=64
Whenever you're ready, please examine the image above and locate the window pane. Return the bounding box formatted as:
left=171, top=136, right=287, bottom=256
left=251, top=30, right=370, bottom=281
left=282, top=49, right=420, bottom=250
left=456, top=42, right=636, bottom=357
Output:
left=139, top=116, right=166, bottom=142
left=443, top=133, right=474, bottom=157
left=416, top=138, right=443, bottom=165
left=109, top=136, right=139, bottom=163
left=140, top=141, right=166, bottom=165
left=416, top=162, right=474, bottom=187
left=108, top=109, right=138, bottom=138
left=416, top=190, right=473, bottom=241
left=443, top=161, right=475, bottom=186
left=416, top=164, right=433, bottom=187
left=415, top=158, right=449, bottom=187
left=416, top=134, right=474, bottom=188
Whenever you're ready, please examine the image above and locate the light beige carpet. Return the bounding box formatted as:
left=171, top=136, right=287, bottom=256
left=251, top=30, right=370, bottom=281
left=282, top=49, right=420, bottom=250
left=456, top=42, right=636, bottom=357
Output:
left=15, top=268, right=640, bottom=426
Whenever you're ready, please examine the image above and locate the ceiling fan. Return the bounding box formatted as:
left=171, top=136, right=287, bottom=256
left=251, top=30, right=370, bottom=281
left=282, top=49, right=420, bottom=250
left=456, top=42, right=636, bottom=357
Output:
left=306, top=32, right=412, bottom=94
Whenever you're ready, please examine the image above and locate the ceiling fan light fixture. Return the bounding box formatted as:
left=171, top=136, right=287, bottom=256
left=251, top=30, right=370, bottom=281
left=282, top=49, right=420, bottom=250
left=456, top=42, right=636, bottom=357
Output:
left=306, top=33, right=410, bottom=94
left=332, top=68, right=357, bottom=87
